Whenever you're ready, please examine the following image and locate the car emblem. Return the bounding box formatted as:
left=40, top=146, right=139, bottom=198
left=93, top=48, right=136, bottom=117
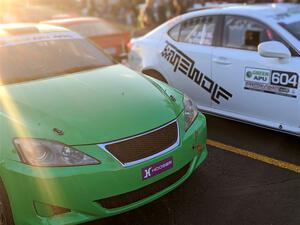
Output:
left=53, top=128, right=64, bottom=136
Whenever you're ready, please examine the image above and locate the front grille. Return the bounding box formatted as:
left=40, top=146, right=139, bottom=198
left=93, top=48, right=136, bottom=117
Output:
left=101, top=120, right=179, bottom=166
left=97, top=163, right=190, bottom=209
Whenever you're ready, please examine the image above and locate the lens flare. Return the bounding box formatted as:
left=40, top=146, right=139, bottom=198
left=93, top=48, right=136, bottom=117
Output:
left=0, top=44, right=66, bottom=216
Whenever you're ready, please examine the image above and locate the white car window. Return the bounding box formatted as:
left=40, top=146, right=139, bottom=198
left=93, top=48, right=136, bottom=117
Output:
left=223, top=16, right=275, bottom=51
left=168, top=16, right=217, bottom=46
left=180, top=17, right=216, bottom=45
left=168, top=23, right=181, bottom=41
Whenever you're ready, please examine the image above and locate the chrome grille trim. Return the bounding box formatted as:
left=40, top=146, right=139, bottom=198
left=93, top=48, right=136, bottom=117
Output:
left=98, top=119, right=180, bottom=167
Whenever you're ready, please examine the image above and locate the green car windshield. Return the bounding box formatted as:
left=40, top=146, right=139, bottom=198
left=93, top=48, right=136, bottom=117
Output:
left=0, top=38, right=114, bottom=85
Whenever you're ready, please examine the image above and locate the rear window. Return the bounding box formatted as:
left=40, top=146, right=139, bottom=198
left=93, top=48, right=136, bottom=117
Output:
left=68, top=22, right=121, bottom=37
left=168, top=16, right=217, bottom=46
left=0, top=32, right=113, bottom=85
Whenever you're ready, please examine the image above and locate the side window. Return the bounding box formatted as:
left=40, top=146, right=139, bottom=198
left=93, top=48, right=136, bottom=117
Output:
left=168, top=23, right=181, bottom=41
left=180, top=16, right=217, bottom=45
left=168, top=16, right=217, bottom=46
left=223, top=16, right=276, bottom=51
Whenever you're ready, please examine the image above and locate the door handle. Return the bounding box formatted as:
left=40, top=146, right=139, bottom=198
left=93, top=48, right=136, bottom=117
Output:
left=212, top=57, right=232, bottom=65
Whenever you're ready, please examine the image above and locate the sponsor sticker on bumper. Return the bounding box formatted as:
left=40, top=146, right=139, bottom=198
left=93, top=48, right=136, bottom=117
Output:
left=142, top=157, right=173, bottom=180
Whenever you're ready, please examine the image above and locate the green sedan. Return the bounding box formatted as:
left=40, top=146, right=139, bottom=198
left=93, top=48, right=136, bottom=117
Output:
left=0, top=24, right=208, bottom=225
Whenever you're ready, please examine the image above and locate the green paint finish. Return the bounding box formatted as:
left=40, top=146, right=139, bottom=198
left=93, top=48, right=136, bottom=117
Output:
left=0, top=65, right=207, bottom=225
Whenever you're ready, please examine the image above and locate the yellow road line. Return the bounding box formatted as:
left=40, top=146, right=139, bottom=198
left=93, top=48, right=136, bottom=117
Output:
left=207, top=139, right=300, bottom=174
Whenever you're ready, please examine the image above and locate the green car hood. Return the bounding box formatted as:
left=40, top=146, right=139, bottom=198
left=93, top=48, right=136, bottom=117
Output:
left=0, top=65, right=183, bottom=145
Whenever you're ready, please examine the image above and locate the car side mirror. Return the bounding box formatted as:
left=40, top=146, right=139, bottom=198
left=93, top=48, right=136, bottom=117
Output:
left=258, top=41, right=291, bottom=62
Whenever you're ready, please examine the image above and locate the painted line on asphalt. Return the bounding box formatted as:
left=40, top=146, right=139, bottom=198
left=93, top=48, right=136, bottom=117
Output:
left=207, top=139, right=300, bottom=174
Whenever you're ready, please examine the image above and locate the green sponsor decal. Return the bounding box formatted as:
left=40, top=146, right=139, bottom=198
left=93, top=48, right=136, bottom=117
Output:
left=251, top=70, right=269, bottom=76
left=245, top=68, right=271, bottom=84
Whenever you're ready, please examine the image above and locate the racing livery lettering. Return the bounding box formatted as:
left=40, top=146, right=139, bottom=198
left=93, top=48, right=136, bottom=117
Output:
left=244, top=67, right=298, bottom=98
left=161, top=42, right=233, bottom=104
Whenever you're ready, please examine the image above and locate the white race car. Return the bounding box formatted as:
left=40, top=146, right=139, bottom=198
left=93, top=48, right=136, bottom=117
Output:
left=128, top=3, right=300, bottom=135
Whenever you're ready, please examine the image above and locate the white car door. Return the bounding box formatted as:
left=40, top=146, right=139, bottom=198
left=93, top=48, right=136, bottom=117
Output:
left=212, top=15, right=300, bottom=129
left=160, top=15, right=221, bottom=108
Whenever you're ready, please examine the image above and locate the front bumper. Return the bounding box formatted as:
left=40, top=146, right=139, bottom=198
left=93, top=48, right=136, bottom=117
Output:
left=2, top=114, right=207, bottom=225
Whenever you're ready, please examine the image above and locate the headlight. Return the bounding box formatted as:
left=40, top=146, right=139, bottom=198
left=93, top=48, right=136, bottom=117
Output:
left=183, top=95, right=198, bottom=130
left=13, top=138, right=100, bottom=167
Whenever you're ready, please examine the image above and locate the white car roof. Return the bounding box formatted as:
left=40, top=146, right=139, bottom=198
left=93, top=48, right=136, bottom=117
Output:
left=186, top=3, right=300, bottom=23
left=145, top=3, right=300, bottom=53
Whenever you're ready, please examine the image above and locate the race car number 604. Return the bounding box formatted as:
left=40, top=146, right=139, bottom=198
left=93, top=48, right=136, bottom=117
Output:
left=271, top=71, right=298, bottom=88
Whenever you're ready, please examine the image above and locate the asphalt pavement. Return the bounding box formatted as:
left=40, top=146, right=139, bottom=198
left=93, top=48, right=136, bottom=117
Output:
left=85, top=114, right=300, bottom=225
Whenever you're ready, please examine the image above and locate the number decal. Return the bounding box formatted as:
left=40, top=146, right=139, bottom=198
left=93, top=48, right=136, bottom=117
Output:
left=289, top=74, right=298, bottom=88
left=271, top=72, right=280, bottom=84
left=244, top=67, right=299, bottom=99
left=271, top=71, right=298, bottom=88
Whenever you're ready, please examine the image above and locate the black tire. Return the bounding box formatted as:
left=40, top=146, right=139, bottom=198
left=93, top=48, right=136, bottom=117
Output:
left=0, top=180, right=15, bottom=225
left=142, top=69, right=168, bottom=84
